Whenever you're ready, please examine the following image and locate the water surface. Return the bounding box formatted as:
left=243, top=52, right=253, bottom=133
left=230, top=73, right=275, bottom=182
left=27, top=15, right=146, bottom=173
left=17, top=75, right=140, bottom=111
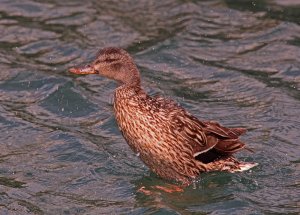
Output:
left=0, top=0, right=299, bottom=214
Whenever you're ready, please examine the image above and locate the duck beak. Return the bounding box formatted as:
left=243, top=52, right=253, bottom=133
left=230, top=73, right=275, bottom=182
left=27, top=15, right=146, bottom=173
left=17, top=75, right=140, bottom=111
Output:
left=69, top=64, right=98, bottom=75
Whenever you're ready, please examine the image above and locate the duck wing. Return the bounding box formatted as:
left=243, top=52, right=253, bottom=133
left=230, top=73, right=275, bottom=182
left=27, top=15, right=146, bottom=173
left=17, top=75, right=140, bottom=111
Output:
left=152, top=95, right=246, bottom=157
left=169, top=110, right=218, bottom=157
left=203, top=120, right=246, bottom=154
left=170, top=108, right=246, bottom=158
left=203, top=120, right=246, bottom=139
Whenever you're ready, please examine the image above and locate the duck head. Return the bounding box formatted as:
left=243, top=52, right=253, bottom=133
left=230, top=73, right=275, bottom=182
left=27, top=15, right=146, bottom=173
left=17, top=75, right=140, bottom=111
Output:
left=69, top=47, right=140, bottom=86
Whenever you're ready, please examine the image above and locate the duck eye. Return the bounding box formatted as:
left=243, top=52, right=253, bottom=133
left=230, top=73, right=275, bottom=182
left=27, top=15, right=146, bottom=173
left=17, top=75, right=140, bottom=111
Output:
left=104, top=58, right=117, bottom=63
left=95, top=58, right=117, bottom=65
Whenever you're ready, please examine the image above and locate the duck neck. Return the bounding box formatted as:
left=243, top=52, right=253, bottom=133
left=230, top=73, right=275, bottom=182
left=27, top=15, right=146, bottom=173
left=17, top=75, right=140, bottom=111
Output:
left=123, top=74, right=140, bottom=87
left=115, top=81, right=144, bottom=100
left=120, top=64, right=141, bottom=86
left=114, top=64, right=144, bottom=98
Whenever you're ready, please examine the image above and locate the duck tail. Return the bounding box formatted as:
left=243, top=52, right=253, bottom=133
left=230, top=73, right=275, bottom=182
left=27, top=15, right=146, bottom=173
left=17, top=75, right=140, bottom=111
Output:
left=228, top=161, right=258, bottom=172
left=205, top=156, right=258, bottom=173
left=223, top=156, right=258, bottom=172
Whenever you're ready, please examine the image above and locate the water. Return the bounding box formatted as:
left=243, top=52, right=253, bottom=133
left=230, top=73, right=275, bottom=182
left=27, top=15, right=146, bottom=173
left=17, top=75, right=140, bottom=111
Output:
left=0, top=0, right=299, bottom=214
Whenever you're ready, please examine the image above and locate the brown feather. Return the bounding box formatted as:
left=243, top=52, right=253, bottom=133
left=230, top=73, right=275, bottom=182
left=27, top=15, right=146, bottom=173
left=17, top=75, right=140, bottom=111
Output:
left=69, top=47, right=257, bottom=185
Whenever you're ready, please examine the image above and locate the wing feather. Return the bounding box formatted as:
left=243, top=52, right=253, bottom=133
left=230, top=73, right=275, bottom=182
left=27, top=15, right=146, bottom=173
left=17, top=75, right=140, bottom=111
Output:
left=154, top=96, right=247, bottom=157
left=170, top=109, right=247, bottom=156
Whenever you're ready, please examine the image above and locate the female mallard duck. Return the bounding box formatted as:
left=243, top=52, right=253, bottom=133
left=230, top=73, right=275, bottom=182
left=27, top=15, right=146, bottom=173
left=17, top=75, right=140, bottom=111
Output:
left=69, top=47, right=257, bottom=185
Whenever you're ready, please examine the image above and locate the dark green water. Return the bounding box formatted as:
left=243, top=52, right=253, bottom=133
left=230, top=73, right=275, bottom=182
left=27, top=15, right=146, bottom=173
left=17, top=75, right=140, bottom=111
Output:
left=0, top=0, right=299, bottom=214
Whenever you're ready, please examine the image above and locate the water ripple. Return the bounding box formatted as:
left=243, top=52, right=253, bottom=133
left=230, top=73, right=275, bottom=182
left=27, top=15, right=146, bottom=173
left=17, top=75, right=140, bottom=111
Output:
left=0, top=0, right=299, bottom=214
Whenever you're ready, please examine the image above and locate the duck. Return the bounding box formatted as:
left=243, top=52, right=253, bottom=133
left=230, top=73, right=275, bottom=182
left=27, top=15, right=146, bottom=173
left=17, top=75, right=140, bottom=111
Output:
left=69, top=47, right=257, bottom=186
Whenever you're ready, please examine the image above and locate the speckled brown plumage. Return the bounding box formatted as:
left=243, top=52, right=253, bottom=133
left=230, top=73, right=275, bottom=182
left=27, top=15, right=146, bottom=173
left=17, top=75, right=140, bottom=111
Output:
left=69, top=47, right=257, bottom=185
